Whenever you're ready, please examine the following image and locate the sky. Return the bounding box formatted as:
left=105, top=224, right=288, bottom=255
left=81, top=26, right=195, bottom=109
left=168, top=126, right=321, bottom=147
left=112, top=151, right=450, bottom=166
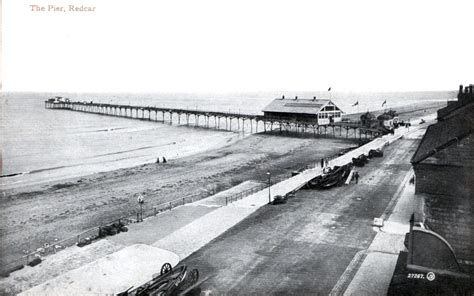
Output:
left=2, top=0, right=474, bottom=93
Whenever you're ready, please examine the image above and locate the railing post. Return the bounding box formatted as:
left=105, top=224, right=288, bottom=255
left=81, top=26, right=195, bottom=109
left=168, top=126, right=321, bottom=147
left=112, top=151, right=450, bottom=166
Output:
left=169, top=202, right=172, bottom=210
left=154, top=207, right=157, bottom=216
left=183, top=197, right=185, bottom=205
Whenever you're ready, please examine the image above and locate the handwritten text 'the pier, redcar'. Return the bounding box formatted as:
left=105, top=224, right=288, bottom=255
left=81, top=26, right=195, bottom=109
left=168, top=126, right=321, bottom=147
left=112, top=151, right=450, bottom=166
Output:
left=30, top=5, right=96, bottom=12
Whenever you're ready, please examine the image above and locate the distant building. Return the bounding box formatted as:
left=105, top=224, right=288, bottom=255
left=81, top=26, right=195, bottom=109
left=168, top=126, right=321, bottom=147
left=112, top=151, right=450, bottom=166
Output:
left=359, top=112, right=375, bottom=126
left=359, top=110, right=398, bottom=132
left=262, top=96, right=343, bottom=125
left=377, top=110, right=399, bottom=129
left=437, top=84, right=474, bottom=121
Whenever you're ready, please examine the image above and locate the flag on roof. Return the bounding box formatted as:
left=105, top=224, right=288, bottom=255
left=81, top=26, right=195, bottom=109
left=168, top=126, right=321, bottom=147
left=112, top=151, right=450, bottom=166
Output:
left=382, top=100, right=387, bottom=107
left=328, top=87, right=332, bottom=92
left=352, top=101, right=359, bottom=107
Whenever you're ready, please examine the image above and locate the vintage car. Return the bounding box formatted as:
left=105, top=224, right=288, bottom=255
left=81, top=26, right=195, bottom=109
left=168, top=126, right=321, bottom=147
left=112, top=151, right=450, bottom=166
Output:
left=118, top=263, right=200, bottom=296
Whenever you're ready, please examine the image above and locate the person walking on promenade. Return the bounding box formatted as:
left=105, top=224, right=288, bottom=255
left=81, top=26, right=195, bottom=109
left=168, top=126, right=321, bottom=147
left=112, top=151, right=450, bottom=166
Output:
left=325, top=158, right=329, bottom=167
left=320, top=158, right=324, bottom=168
left=354, top=171, right=360, bottom=184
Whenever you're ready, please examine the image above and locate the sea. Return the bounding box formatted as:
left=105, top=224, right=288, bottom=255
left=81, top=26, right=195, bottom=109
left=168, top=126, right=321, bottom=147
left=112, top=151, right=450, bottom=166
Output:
left=0, top=91, right=454, bottom=190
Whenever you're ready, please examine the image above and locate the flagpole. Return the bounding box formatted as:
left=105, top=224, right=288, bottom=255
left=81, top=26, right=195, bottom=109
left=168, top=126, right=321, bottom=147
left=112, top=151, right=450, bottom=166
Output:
left=352, top=101, right=360, bottom=114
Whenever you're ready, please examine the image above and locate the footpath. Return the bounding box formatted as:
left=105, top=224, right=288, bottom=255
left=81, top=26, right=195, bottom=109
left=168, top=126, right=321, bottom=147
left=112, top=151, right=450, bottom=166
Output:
left=341, top=126, right=431, bottom=295
left=340, top=168, right=417, bottom=296
left=10, top=120, right=431, bottom=295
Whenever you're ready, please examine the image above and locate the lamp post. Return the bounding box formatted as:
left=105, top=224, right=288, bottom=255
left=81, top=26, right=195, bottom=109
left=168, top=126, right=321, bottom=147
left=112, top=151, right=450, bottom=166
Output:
left=137, top=194, right=144, bottom=222
left=266, top=171, right=271, bottom=204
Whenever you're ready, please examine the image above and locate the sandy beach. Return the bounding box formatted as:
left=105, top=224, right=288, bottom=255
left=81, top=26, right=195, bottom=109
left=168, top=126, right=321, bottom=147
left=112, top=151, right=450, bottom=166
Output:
left=0, top=133, right=357, bottom=267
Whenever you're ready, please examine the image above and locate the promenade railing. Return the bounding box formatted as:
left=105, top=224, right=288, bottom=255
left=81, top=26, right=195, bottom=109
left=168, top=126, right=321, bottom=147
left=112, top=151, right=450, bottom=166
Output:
left=1, top=183, right=266, bottom=275
left=225, top=183, right=267, bottom=205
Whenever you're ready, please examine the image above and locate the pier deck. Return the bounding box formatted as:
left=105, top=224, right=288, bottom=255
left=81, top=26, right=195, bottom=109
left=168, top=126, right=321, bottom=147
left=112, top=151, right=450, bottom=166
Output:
left=45, top=100, right=382, bottom=139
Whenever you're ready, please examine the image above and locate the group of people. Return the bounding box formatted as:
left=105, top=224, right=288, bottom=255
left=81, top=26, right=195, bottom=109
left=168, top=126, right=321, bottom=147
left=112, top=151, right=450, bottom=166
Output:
left=156, top=156, right=167, bottom=164
left=320, top=158, right=329, bottom=168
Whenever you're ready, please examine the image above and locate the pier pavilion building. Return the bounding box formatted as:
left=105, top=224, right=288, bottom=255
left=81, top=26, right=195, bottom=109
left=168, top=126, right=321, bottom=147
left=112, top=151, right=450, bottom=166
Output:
left=44, top=95, right=385, bottom=139
left=262, top=96, right=343, bottom=125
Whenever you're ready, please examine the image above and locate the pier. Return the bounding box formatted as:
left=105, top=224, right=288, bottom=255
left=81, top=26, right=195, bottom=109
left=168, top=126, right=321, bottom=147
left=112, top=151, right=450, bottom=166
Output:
left=44, top=100, right=382, bottom=139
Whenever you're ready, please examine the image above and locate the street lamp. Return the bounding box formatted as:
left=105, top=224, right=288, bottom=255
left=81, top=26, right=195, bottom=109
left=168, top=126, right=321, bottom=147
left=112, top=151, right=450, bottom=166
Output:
left=137, top=194, right=144, bottom=222
left=266, top=171, right=271, bottom=204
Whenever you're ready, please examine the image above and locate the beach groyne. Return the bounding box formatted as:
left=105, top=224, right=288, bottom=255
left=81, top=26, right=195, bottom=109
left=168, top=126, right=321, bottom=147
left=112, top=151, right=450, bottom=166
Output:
left=44, top=100, right=382, bottom=139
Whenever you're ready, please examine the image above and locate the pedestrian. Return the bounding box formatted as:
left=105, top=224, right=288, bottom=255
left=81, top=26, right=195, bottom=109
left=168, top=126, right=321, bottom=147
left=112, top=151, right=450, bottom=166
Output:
left=354, top=171, right=360, bottom=184
left=162, top=156, right=167, bottom=163
left=156, top=157, right=160, bottom=163
left=320, top=158, right=324, bottom=168
left=325, top=158, right=329, bottom=167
